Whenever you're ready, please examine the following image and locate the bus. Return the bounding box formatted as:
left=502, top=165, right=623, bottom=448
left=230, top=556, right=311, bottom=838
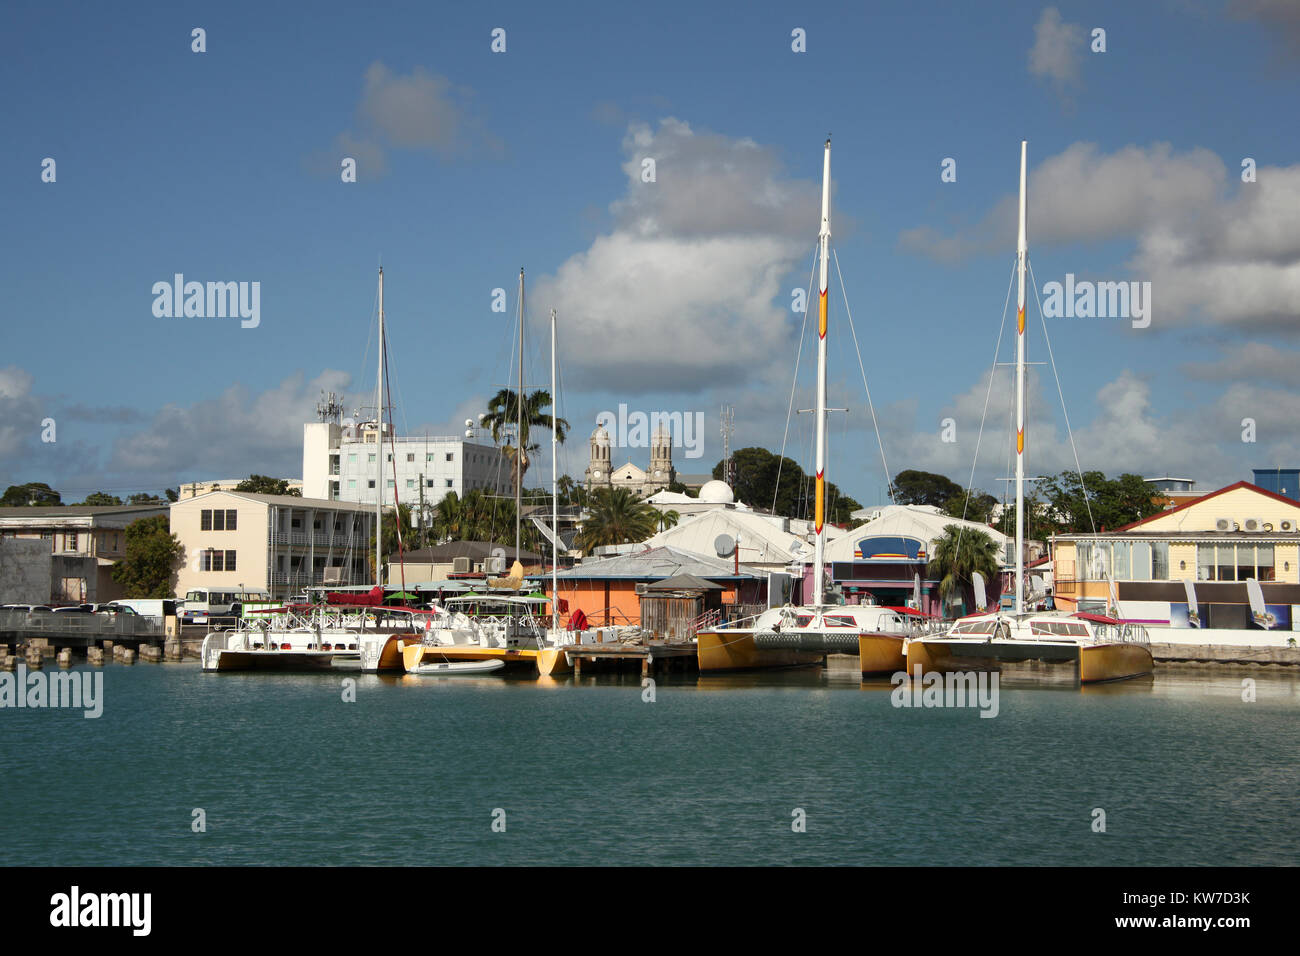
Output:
left=179, top=587, right=270, bottom=624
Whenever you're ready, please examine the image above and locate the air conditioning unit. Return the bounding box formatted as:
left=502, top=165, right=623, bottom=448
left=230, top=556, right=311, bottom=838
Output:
left=1243, top=517, right=1263, bottom=532
left=1214, top=518, right=1232, bottom=532
left=322, top=566, right=346, bottom=585
left=634, top=582, right=650, bottom=596
left=452, top=556, right=471, bottom=574
left=1281, top=520, right=1296, bottom=532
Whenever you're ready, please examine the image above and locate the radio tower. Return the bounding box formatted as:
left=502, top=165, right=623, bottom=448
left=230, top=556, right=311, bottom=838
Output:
left=316, top=390, right=343, bottom=424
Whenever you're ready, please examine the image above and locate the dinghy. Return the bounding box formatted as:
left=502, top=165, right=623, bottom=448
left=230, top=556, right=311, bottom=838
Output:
left=408, top=659, right=505, bottom=676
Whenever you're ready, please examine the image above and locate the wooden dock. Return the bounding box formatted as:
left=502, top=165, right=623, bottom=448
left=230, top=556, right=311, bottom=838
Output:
left=567, top=641, right=697, bottom=677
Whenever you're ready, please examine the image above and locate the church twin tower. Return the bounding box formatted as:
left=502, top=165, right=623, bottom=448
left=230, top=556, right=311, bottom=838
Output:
left=584, top=421, right=675, bottom=496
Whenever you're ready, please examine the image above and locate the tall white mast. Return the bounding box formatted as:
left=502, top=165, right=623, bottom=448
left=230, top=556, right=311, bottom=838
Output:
left=551, top=308, right=558, bottom=632
left=516, top=268, right=524, bottom=561
left=375, top=266, right=384, bottom=589
left=813, top=137, right=831, bottom=608
left=1015, top=141, right=1027, bottom=614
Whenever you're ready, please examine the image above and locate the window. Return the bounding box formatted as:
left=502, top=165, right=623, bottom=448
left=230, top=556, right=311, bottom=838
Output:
left=368, top=453, right=376, bottom=463
left=1131, top=542, right=1152, bottom=581
left=426, top=479, right=435, bottom=488
left=406, top=479, right=415, bottom=489
left=386, top=453, right=392, bottom=462
left=446, top=453, right=454, bottom=462
left=426, top=453, right=435, bottom=463
left=225, top=550, right=236, bottom=571
left=406, top=453, right=415, bottom=463
left=1197, top=544, right=1216, bottom=581
left=386, top=479, right=394, bottom=489
left=1112, top=542, right=1131, bottom=580
left=445, top=479, right=453, bottom=488
left=368, top=479, right=375, bottom=489
left=203, top=550, right=224, bottom=572
left=226, top=509, right=237, bottom=530
left=212, top=509, right=225, bottom=531
left=348, top=479, right=357, bottom=489
left=1216, top=545, right=1236, bottom=582
left=1151, top=542, right=1169, bottom=580
left=201, top=509, right=212, bottom=530
left=63, top=533, right=78, bottom=552
left=291, top=516, right=302, bottom=529
left=1256, top=544, right=1275, bottom=581
left=348, top=454, right=357, bottom=465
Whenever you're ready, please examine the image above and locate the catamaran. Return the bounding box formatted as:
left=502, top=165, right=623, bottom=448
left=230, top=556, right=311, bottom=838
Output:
left=904, top=142, right=1154, bottom=685
left=696, top=138, right=927, bottom=672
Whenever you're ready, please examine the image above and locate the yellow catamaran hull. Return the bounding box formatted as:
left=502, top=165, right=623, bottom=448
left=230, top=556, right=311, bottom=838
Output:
left=857, top=634, right=908, bottom=676
left=696, top=631, right=824, bottom=672
left=905, top=639, right=1153, bottom=684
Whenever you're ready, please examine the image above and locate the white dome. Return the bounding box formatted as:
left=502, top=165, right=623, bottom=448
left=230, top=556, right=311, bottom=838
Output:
left=591, top=422, right=610, bottom=444
left=698, top=480, right=735, bottom=503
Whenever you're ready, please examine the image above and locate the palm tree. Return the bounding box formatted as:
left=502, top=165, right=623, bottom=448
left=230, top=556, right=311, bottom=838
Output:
left=655, top=509, right=680, bottom=532
left=576, top=488, right=660, bottom=552
left=480, top=388, right=570, bottom=491
left=927, top=525, right=1002, bottom=617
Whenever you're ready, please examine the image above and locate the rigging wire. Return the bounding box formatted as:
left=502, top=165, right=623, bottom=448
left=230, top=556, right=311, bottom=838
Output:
left=1028, top=258, right=1097, bottom=535
left=771, top=245, right=819, bottom=515
left=832, top=245, right=894, bottom=503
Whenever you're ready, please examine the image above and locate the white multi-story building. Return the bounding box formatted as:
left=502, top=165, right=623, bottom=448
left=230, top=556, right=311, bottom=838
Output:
left=302, top=422, right=513, bottom=508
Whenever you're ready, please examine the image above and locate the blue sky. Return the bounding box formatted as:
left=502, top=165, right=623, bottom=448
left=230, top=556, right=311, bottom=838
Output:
left=2, top=0, right=1298, bottom=510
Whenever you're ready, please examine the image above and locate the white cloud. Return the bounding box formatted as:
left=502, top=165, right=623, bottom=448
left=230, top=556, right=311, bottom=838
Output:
left=899, top=142, right=1300, bottom=330
left=310, top=62, right=499, bottom=178
left=106, top=370, right=352, bottom=483
left=533, top=118, right=822, bottom=393
left=1029, top=7, right=1085, bottom=95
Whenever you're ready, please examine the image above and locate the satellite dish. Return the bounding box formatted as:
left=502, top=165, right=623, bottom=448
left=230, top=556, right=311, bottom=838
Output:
left=465, top=419, right=474, bottom=428
left=714, top=533, right=736, bottom=558
left=465, top=429, right=474, bottom=438
left=789, top=540, right=805, bottom=554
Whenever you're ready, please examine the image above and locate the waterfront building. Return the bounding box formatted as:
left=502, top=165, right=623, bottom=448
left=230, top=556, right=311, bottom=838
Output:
left=541, top=545, right=763, bottom=629
left=1052, top=481, right=1300, bottom=629
left=301, top=421, right=511, bottom=506
left=0, top=503, right=169, bottom=603
left=824, top=505, right=1012, bottom=615
left=171, top=491, right=376, bottom=600
left=584, top=422, right=675, bottom=496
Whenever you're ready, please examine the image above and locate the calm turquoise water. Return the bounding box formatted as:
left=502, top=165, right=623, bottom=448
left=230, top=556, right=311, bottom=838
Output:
left=2, top=662, right=1296, bottom=866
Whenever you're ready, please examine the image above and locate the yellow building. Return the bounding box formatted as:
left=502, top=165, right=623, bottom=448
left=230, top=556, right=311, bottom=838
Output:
left=1053, top=481, right=1300, bottom=630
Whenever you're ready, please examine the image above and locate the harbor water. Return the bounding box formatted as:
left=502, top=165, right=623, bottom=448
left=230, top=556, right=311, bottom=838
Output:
left=2, top=663, right=1296, bottom=866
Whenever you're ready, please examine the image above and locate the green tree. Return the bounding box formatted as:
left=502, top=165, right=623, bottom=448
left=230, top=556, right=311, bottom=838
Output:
left=927, top=525, right=1003, bottom=617
left=234, top=475, right=300, bottom=496
left=165, top=487, right=179, bottom=502
left=479, top=389, right=570, bottom=491
left=80, top=492, right=123, bottom=506
left=576, top=488, right=660, bottom=551
left=893, top=470, right=963, bottom=508
left=942, top=489, right=997, bottom=524
left=712, top=447, right=860, bottom=523
left=128, top=492, right=165, bottom=504
left=110, top=515, right=184, bottom=597
left=996, top=492, right=1056, bottom=543
left=1038, top=471, right=1163, bottom=532
left=1, top=482, right=62, bottom=507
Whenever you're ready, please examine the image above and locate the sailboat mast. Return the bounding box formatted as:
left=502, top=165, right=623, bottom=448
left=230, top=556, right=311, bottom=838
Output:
left=516, top=267, right=524, bottom=560
left=1015, top=141, right=1027, bottom=614
left=375, top=268, right=385, bottom=589
left=551, top=308, right=558, bottom=632
left=813, top=137, right=831, bottom=608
